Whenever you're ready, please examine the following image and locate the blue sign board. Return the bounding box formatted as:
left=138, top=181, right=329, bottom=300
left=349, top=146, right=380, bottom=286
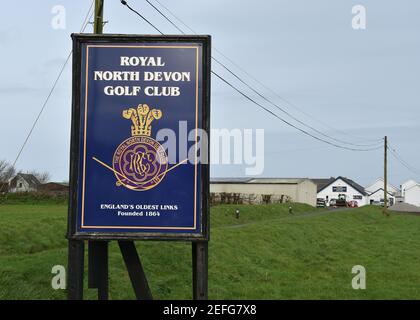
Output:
left=68, top=34, right=210, bottom=240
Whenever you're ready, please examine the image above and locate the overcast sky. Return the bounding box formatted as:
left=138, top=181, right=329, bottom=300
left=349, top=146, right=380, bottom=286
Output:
left=1, top=0, right=419, bottom=187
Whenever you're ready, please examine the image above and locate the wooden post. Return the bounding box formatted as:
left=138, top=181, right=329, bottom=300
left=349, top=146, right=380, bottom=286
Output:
left=85, top=0, right=109, bottom=300
left=192, top=241, right=208, bottom=300
left=88, top=241, right=109, bottom=300
left=118, top=241, right=153, bottom=300
left=67, top=240, right=84, bottom=300
left=94, top=0, right=104, bottom=34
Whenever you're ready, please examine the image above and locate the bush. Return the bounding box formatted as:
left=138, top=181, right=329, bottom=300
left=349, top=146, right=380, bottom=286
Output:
left=0, top=192, right=68, bottom=205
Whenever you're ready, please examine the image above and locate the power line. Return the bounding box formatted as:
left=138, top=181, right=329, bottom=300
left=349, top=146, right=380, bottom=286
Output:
left=80, top=0, right=95, bottom=32
left=212, top=72, right=381, bottom=151
left=388, top=143, right=420, bottom=176
left=121, top=0, right=163, bottom=33
left=3, top=1, right=95, bottom=182
left=141, top=0, right=382, bottom=148
left=152, top=0, right=198, bottom=34
left=212, top=50, right=383, bottom=143
left=120, top=0, right=382, bottom=152
left=211, top=56, right=382, bottom=148
left=123, top=1, right=420, bottom=175
left=388, top=144, right=418, bottom=172
left=148, top=0, right=384, bottom=145
left=144, top=0, right=184, bottom=33
left=129, top=0, right=383, bottom=149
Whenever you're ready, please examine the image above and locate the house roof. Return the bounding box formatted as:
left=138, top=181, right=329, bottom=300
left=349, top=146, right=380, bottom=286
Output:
left=210, top=177, right=252, bottom=184
left=368, top=188, right=395, bottom=197
left=317, top=176, right=367, bottom=195
left=10, top=173, right=41, bottom=187
left=402, top=179, right=417, bottom=185
left=210, top=177, right=310, bottom=185
left=311, top=177, right=336, bottom=192
left=365, top=178, right=383, bottom=189
left=406, top=183, right=420, bottom=192
left=39, top=182, right=69, bottom=192
left=248, top=178, right=307, bottom=184
left=365, top=178, right=400, bottom=193
left=402, top=180, right=418, bottom=189
left=14, top=173, right=40, bottom=187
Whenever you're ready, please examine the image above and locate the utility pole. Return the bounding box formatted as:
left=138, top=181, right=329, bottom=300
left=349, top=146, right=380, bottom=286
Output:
left=94, top=0, right=104, bottom=34
left=88, top=0, right=109, bottom=300
left=68, top=0, right=106, bottom=300
left=384, top=136, right=388, bottom=214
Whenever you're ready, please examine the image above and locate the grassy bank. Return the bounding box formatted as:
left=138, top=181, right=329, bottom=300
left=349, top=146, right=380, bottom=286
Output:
left=0, top=203, right=419, bottom=299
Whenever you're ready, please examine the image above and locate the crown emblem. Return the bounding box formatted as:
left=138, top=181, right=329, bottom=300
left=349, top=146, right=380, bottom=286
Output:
left=122, top=104, right=163, bottom=137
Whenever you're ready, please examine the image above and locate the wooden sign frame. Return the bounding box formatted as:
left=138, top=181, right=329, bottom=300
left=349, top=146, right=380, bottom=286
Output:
left=67, top=34, right=211, bottom=300
left=67, top=34, right=210, bottom=241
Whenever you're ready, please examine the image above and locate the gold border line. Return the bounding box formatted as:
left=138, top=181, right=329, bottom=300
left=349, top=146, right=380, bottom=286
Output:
left=194, top=47, right=199, bottom=230
left=81, top=45, right=200, bottom=231
left=81, top=46, right=89, bottom=226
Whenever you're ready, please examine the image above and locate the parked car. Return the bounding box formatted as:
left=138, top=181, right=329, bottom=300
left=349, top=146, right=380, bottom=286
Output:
left=316, top=198, right=326, bottom=208
left=347, top=200, right=358, bottom=208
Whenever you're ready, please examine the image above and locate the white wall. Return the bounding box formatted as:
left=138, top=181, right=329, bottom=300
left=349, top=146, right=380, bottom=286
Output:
left=401, top=180, right=417, bottom=198
left=368, top=189, right=395, bottom=205
left=405, top=185, right=420, bottom=207
left=210, top=181, right=317, bottom=206
left=317, top=178, right=368, bottom=207
left=210, top=183, right=298, bottom=198
left=365, top=179, right=399, bottom=195
left=9, top=176, right=37, bottom=193
left=296, top=179, right=317, bottom=207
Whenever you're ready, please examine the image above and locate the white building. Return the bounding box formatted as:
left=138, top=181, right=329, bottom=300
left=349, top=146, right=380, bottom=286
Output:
left=210, top=178, right=317, bottom=206
left=403, top=181, right=420, bottom=207
left=315, top=176, right=368, bottom=207
left=401, top=180, right=418, bottom=198
left=8, top=173, right=40, bottom=193
left=367, top=188, right=396, bottom=206
left=365, top=178, right=399, bottom=195
left=365, top=178, right=400, bottom=206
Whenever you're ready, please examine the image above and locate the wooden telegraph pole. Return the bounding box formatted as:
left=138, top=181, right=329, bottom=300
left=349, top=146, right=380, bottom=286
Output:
left=67, top=1, right=105, bottom=300
left=384, top=136, right=388, bottom=215
left=94, top=0, right=104, bottom=34
left=87, top=0, right=110, bottom=301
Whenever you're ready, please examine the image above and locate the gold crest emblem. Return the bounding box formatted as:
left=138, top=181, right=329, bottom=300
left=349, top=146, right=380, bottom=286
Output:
left=112, top=104, right=168, bottom=191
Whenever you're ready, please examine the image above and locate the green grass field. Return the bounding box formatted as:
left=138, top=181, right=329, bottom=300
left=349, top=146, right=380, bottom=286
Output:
left=0, top=201, right=420, bottom=300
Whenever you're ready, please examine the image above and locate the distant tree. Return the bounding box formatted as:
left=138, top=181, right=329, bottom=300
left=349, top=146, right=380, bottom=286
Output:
left=29, top=170, right=51, bottom=184
left=0, top=159, right=15, bottom=183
